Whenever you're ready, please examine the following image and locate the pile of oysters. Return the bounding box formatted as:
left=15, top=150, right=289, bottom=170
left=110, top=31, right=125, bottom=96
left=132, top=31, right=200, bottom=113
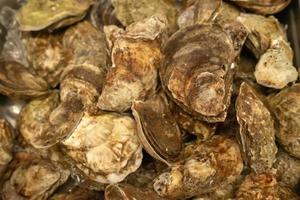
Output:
left=0, top=0, right=299, bottom=199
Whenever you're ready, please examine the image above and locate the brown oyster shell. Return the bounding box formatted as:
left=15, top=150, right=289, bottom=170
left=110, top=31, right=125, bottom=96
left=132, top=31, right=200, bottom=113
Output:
left=236, top=173, right=299, bottom=200
left=1, top=153, right=70, bottom=200
left=0, top=119, right=15, bottom=179
left=97, top=15, right=166, bottom=112
left=229, top=0, right=292, bottom=15
left=132, top=93, right=183, bottom=165
left=236, top=82, right=277, bottom=173
left=160, top=23, right=235, bottom=122
left=267, top=83, right=300, bottom=158
left=49, top=186, right=101, bottom=200
left=16, top=0, right=94, bottom=31
left=153, top=135, right=243, bottom=199
left=273, top=149, right=300, bottom=189
left=18, top=91, right=83, bottom=149
left=23, top=32, right=72, bottom=87
left=0, top=61, right=49, bottom=99
left=105, top=184, right=165, bottom=200
left=61, top=112, right=143, bottom=184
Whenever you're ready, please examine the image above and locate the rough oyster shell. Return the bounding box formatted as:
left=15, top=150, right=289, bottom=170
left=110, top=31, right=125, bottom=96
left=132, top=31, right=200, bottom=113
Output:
left=153, top=135, right=243, bottom=199
left=0, top=119, right=15, bottom=179
left=236, top=82, right=277, bottom=173
left=132, top=93, right=182, bottom=165
left=105, top=184, right=165, bottom=200
left=97, top=15, right=166, bottom=112
left=229, top=0, right=292, bottom=15
left=236, top=172, right=299, bottom=200
left=16, top=0, right=94, bottom=31
left=18, top=92, right=83, bottom=148
left=267, top=83, right=300, bottom=158
left=0, top=61, right=49, bottom=99
left=61, top=112, right=143, bottom=184
left=160, top=23, right=235, bottom=122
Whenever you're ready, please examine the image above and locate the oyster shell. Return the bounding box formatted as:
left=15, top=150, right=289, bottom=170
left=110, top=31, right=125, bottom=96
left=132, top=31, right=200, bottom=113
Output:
left=61, top=112, right=143, bottom=184
left=23, top=32, right=72, bottom=87
left=273, top=149, right=300, bottom=189
left=229, top=0, right=292, bottom=15
left=111, top=0, right=178, bottom=28
left=16, top=0, right=94, bottom=31
left=236, top=173, right=299, bottom=200
left=1, top=153, right=70, bottom=200
left=49, top=186, right=101, bottom=200
left=160, top=23, right=235, bottom=122
left=236, top=82, right=277, bottom=173
left=153, top=135, right=243, bottom=199
left=267, top=83, right=300, bottom=158
left=0, top=119, right=15, bottom=179
left=97, top=15, right=166, bottom=112
left=105, top=184, right=165, bottom=200
left=132, top=93, right=182, bottom=165
left=18, top=92, right=83, bottom=148
left=0, top=61, right=50, bottom=99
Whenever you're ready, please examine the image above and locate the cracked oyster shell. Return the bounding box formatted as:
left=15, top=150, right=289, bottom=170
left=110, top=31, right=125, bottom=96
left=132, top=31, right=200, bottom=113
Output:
left=0, top=119, right=15, bottom=179
left=153, top=135, right=243, bottom=199
left=16, top=0, right=94, bottom=31
left=61, top=112, right=142, bottom=184
left=23, top=32, right=72, bottom=87
left=50, top=186, right=101, bottom=200
left=236, top=82, right=277, bottom=173
left=1, top=154, right=70, bottom=200
left=229, top=0, right=292, bottom=15
left=236, top=173, right=300, bottom=200
left=273, top=149, right=300, bottom=189
left=97, top=15, right=166, bottom=112
left=18, top=91, right=83, bottom=148
left=132, top=93, right=182, bottom=165
left=111, top=0, right=178, bottom=28
left=105, top=184, right=165, bottom=200
left=160, top=23, right=235, bottom=122
left=0, top=61, right=49, bottom=99
left=267, top=83, right=300, bottom=158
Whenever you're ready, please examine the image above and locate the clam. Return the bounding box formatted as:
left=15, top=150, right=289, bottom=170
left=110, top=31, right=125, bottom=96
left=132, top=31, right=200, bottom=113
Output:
left=236, top=82, right=277, bottom=173
left=229, top=0, right=292, bottom=15
left=153, top=135, right=243, bottom=199
left=160, top=23, right=235, bottom=122
left=267, top=83, right=300, bottom=158
left=132, top=93, right=183, bottom=165
left=105, top=184, right=165, bottom=200
left=1, top=152, right=70, bottom=200
left=61, top=112, right=143, bottom=184
left=0, top=119, right=15, bottom=179
left=16, top=0, right=94, bottom=31
left=97, top=15, right=167, bottom=112
left=236, top=173, right=299, bottom=200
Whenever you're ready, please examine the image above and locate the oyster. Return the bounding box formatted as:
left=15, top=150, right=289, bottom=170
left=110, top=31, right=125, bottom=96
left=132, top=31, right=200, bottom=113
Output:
left=1, top=153, right=70, bottom=200
left=273, top=149, right=300, bottom=189
left=0, top=119, right=15, bottom=179
left=160, top=23, right=235, bottom=122
left=267, top=83, right=300, bottom=158
left=50, top=186, right=101, bottom=200
left=236, top=82, right=277, bottom=173
left=105, top=184, right=165, bottom=200
left=132, top=93, right=182, bottom=165
left=97, top=15, right=166, bottom=112
left=18, top=92, right=83, bottom=148
left=229, top=0, right=292, bottom=15
left=236, top=173, right=299, bottom=200
left=16, top=0, right=94, bottom=31
left=153, top=135, right=243, bottom=199
left=0, top=61, right=50, bottom=99
left=61, top=21, right=108, bottom=113
left=24, top=32, right=72, bottom=87
left=61, top=112, right=143, bottom=184
left=111, top=0, right=178, bottom=28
